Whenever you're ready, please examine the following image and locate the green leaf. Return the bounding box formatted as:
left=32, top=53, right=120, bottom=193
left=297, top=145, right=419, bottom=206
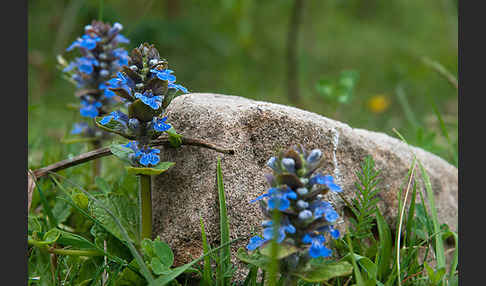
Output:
left=344, top=253, right=377, bottom=280
left=110, top=144, right=135, bottom=165
left=115, top=259, right=146, bottom=286
left=236, top=248, right=270, bottom=270
left=259, top=243, right=299, bottom=259
left=151, top=258, right=172, bottom=276
left=141, top=238, right=155, bottom=259
left=128, top=99, right=162, bottom=122
left=375, top=209, right=392, bottom=281
left=40, top=229, right=61, bottom=245
left=95, top=116, right=134, bottom=139
left=52, top=196, right=72, bottom=224
left=217, top=157, right=231, bottom=286
left=148, top=238, right=240, bottom=286
left=28, top=216, right=42, bottom=234
left=154, top=240, right=174, bottom=267
left=126, top=162, right=176, bottom=175
left=95, top=177, right=112, bottom=194
left=292, top=260, right=353, bottom=282
left=90, top=193, right=140, bottom=245
left=167, top=127, right=182, bottom=148
left=72, top=192, right=89, bottom=210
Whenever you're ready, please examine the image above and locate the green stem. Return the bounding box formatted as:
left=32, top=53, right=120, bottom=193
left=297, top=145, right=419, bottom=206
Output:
left=99, top=0, right=104, bottom=21
left=50, top=248, right=103, bottom=256
left=29, top=239, right=103, bottom=257
left=139, top=174, right=152, bottom=240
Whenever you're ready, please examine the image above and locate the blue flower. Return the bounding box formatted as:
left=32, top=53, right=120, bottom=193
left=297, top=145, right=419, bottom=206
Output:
left=267, top=187, right=297, bottom=211
left=66, top=34, right=101, bottom=51
left=151, top=69, right=176, bottom=83
left=77, top=57, right=99, bottom=75
left=63, top=61, right=77, bottom=73
left=123, top=141, right=139, bottom=152
left=168, top=83, right=189, bottom=93
left=152, top=117, right=171, bottom=132
left=80, top=100, right=102, bottom=118
left=250, top=187, right=297, bottom=211
left=115, top=34, right=130, bottom=44
left=137, top=148, right=161, bottom=166
left=112, top=48, right=129, bottom=66
left=134, top=91, right=163, bottom=110
left=108, top=71, right=135, bottom=95
left=262, top=219, right=296, bottom=243
left=246, top=236, right=266, bottom=251
left=100, top=110, right=129, bottom=125
left=302, top=233, right=332, bottom=258
left=309, top=174, right=342, bottom=192
left=71, top=122, right=88, bottom=135
left=311, top=201, right=339, bottom=223
left=318, top=225, right=340, bottom=239
left=99, top=82, right=117, bottom=99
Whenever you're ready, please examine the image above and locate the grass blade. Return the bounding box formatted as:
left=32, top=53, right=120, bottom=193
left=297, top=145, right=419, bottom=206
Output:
left=417, top=161, right=445, bottom=271
left=217, top=157, right=231, bottom=286
left=200, top=217, right=212, bottom=286
left=375, top=209, right=392, bottom=282
left=345, top=230, right=365, bottom=286
left=405, top=182, right=417, bottom=247
left=395, top=158, right=417, bottom=286
left=31, top=175, right=58, bottom=228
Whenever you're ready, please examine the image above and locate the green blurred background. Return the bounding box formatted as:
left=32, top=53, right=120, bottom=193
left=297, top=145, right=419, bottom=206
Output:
left=28, top=0, right=458, bottom=168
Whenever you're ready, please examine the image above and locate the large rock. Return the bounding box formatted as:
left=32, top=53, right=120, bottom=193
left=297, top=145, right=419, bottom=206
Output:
left=152, top=93, right=458, bottom=267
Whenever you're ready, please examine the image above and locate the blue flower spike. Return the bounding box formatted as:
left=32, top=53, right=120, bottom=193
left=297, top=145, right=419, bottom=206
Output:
left=246, top=146, right=343, bottom=261
left=63, top=20, right=131, bottom=140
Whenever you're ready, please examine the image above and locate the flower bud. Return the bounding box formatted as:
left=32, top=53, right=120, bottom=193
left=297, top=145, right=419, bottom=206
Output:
left=149, top=59, right=159, bottom=66
left=297, top=200, right=309, bottom=209
left=297, top=187, right=308, bottom=195
left=307, top=149, right=322, bottom=164
left=100, top=69, right=109, bottom=77
left=267, top=157, right=278, bottom=171
left=299, top=210, right=313, bottom=220
left=282, top=158, right=295, bottom=173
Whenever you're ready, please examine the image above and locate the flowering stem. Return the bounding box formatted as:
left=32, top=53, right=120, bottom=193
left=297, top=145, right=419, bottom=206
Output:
left=139, top=174, right=152, bottom=240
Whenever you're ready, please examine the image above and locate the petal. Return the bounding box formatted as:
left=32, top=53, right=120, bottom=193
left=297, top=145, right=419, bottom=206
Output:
left=325, top=209, right=339, bottom=222
left=302, top=234, right=313, bottom=244
left=247, top=236, right=265, bottom=251
left=249, top=192, right=269, bottom=203
left=100, top=115, right=113, bottom=125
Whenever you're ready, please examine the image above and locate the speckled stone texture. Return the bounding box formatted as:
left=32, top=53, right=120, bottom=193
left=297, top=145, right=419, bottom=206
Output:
left=152, top=93, right=458, bottom=270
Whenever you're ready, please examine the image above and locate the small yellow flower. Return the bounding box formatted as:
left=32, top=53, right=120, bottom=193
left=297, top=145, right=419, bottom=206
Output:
left=367, top=95, right=390, bottom=114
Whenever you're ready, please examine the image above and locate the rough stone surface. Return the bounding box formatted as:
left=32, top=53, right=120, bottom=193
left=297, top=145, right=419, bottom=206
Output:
left=152, top=93, right=458, bottom=271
